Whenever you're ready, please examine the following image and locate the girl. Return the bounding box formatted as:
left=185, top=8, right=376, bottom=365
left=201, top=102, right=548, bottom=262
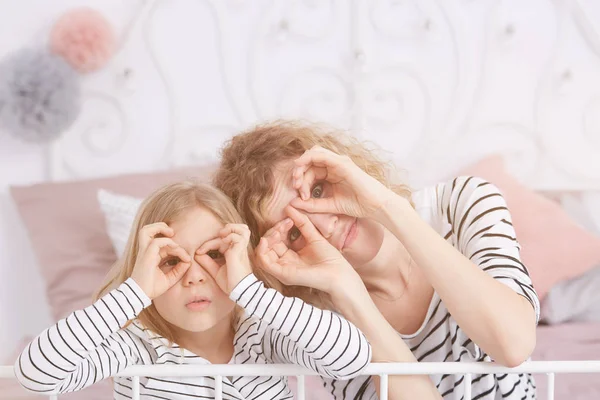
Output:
left=214, top=120, right=540, bottom=400
left=15, top=181, right=372, bottom=399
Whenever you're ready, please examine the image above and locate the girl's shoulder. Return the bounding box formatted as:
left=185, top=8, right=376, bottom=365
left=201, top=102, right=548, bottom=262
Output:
left=125, top=319, right=171, bottom=348
left=233, top=313, right=269, bottom=344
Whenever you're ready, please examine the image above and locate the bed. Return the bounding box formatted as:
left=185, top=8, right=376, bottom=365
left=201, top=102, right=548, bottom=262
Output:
left=533, top=323, right=600, bottom=399
left=1, top=0, right=600, bottom=399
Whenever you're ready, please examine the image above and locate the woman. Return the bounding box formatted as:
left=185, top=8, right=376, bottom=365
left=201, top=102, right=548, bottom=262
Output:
left=213, top=120, right=539, bottom=400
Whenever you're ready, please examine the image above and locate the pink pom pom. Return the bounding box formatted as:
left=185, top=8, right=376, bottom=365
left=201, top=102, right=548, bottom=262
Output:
left=50, top=7, right=116, bottom=73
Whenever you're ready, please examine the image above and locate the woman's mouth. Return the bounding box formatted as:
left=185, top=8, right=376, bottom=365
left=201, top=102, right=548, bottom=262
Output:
left=342, top=219, right=358, bottom=251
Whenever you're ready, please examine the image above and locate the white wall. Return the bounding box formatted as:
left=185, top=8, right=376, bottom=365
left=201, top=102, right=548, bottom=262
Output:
left=1, top=0, right=600, bottom=362
left=0, top=0, right=139, bottom=362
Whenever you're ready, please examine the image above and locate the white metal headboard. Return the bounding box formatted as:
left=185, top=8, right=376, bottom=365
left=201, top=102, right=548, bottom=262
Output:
left=48, top=0, right=600, bottom=192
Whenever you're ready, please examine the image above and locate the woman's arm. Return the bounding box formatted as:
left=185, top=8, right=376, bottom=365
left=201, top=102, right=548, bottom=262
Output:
left=330, top=277, right=442, bottom=400
left=373, top=177, right=538, bottom=367
left=230, top=272, right=371, bottom=380
left=289, top=147, right=537, bottom=369
left=257, top=208, right=442, bottom=400
left=14, top=278, right=149, bottom=395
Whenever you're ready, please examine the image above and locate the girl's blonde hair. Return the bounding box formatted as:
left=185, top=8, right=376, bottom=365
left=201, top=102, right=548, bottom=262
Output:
left=214, top=119, right=412, bottom=309
left=95, top=180, right=279, bottom=343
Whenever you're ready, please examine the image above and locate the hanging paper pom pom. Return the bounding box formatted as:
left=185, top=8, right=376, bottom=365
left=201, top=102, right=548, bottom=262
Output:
left=50, top=7, right=116, bottom=73
left=0, top=48, right=81, bottom=143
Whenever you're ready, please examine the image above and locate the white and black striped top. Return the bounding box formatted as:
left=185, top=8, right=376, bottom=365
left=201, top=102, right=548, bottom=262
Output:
left=324, top=176, right=541, bottom=400
left=15, top=273, right=372, bottom=399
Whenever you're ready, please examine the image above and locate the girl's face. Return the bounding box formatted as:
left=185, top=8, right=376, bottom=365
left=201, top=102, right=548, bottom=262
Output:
left=153, top=207, right=236, bottom=335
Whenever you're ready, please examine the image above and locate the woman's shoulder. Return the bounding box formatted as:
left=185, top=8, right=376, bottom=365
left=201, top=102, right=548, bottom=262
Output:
left=411, top=176, right=506, bottom=227
left=413, top=175, right=504, bottom=207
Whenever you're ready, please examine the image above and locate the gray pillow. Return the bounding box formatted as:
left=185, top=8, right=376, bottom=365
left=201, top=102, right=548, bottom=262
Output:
left=540, top=265, right=600, bottom=324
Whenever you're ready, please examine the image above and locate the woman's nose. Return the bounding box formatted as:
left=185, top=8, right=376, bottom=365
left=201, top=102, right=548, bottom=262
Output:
left=307, top=213, right=338, bottom=239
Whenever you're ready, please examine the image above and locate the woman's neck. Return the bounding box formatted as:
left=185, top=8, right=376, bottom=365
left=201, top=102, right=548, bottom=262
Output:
left=357, top=229, right=413, bottom=297
left=173, top=316, right=235, bottom=364
left=355, top=229, right=435, bottom=334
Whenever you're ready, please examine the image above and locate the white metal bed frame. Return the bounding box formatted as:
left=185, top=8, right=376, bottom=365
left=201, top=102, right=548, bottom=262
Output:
left=2, top=360, right=600, bottom=400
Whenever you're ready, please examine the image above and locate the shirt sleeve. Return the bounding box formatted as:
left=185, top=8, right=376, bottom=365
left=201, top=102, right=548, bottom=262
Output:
left=437, top=176, right=540, bottom=323
left=230, top=273, right=372, bottom=380
left=14, top=278, right=151, bottom=395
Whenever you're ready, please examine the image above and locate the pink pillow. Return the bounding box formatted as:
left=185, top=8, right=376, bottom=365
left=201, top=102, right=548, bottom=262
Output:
left=10, top=166, right=216, bottom=323
left=459, top=155, right=600, bottom=300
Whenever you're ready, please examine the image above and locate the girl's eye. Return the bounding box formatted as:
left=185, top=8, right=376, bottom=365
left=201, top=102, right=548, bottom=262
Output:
left=207, top=250, right=223, bottom=260
left=288, top=226, right=301, bottom=242
left=161, top=257, right=180, bottom=268
left=311, top=183, right=323, bottom=199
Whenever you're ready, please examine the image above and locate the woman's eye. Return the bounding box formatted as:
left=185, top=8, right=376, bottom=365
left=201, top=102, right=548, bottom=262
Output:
left=207, top=250, right=223, bottom=259
left=161, top=257, right=180, bottom=268
left=311, top=183, right=323, bottom=198
left=288, top=226, right=301, bottom=242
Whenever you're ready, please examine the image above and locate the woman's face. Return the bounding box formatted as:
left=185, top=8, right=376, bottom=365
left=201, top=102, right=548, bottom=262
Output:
left=263, top=160, right=386, bottom=270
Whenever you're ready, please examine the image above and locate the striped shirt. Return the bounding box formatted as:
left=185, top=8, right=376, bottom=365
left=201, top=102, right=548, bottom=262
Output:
left=324, top=176, right=540, bottom=400
left=15, top=273, right=372, bottom=399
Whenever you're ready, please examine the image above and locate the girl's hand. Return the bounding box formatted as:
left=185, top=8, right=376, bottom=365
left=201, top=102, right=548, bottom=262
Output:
left=131, top=223, right=192, bottom=300
left=290, top=146, right=396, bottom=219
left=194, top=224, right=253, bottom=294
left=255, top=206, right=361, bottom=295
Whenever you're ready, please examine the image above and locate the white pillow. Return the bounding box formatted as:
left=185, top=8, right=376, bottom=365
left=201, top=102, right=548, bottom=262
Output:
left=97, top=189, right=143, bottom=257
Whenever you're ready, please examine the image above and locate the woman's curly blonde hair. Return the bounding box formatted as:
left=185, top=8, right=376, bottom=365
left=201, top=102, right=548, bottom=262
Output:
left=213, top=120, right=411, bottom=308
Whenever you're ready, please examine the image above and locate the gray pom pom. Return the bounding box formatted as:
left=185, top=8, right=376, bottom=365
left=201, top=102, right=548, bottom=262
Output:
left=0, top=48, right=81, bottom=143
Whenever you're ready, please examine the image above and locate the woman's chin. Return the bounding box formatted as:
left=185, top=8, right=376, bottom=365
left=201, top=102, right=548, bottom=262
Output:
left=342, top=219, right=384, bottom=269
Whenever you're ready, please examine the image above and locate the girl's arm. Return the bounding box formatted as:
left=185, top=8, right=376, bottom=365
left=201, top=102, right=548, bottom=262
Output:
left=230, top=272, right=372, bottom=380
left=16, top=221, right=193, bottom=395
left=195, top=223, right=372, bottom=380
left=14, top=278, right=150, bottom=395
left=374, top=176, right=539, bottom=367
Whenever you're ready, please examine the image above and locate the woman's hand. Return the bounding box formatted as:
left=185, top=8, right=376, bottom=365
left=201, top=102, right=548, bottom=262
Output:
left=194, top=224, right=253, bottom=294
left=131, top=223, right=192, bottom=300
left=255, top=206, right=361, bottom=294
left=290, top=145, right=395, bottom=219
